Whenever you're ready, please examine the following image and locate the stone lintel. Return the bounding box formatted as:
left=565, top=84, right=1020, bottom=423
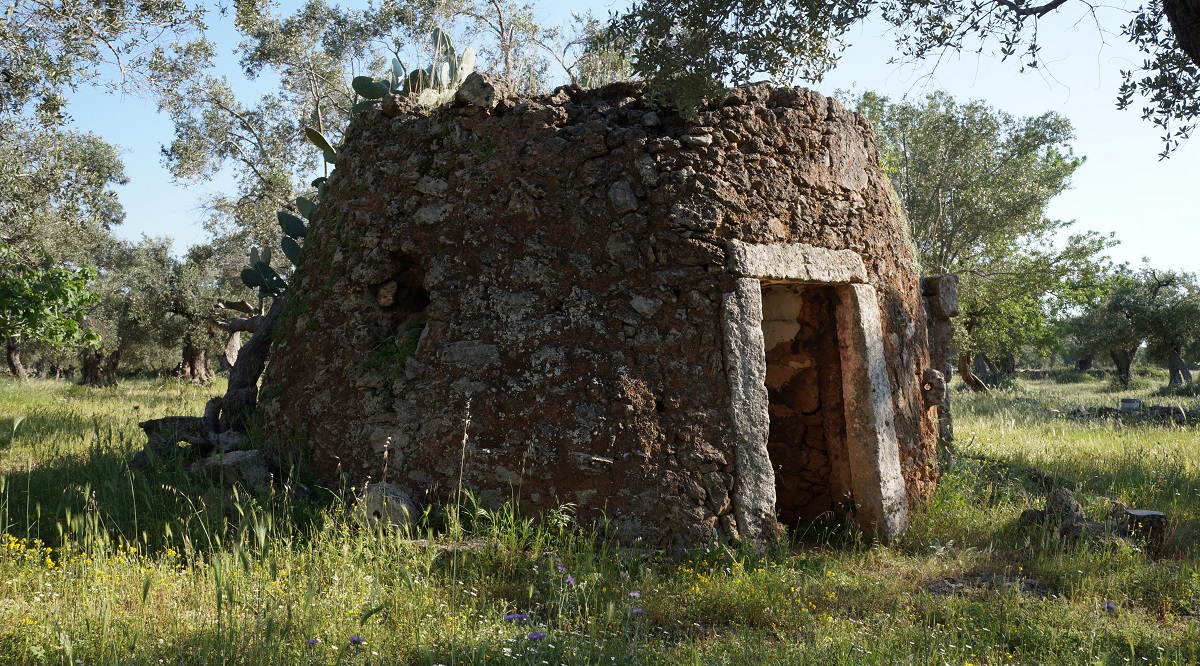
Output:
left=834, top=283, right=908, bottom=538
left=720, top=278, right=776, bottom=544
left=727, top=240, right=867, bottom=284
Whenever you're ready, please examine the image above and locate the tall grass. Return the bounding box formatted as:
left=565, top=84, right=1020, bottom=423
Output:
left=0, top=376, right=1198, bottom=664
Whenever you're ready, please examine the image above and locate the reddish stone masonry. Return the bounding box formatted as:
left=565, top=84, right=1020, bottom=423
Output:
left=258, top=78, right=940, bottom=550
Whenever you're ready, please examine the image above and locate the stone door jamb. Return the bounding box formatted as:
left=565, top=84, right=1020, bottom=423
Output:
left=720, top=240, right=908, bottom=543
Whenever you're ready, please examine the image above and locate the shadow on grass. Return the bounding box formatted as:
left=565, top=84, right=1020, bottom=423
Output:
left=0, top=434, right=340, bottom=560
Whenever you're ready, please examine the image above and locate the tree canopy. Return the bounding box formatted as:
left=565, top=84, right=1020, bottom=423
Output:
left=611, top=0, right=1200, bottom=155
left=1075, top=265, right=1200, bottom=385
left=0, top=0, right=205, bottom=122
left=857, top=91, right=1113, bottom=382
left=0, top=123, right=128, bottom=263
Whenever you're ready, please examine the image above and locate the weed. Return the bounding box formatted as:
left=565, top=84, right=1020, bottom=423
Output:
left=0, top=376, right=1198, bottom=664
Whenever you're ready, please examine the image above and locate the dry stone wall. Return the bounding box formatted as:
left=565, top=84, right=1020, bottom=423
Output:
left=258, top=80, right=938, bottom=549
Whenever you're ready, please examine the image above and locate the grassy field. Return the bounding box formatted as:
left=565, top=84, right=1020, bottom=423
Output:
left=1, top=373, right=1198, bottom=665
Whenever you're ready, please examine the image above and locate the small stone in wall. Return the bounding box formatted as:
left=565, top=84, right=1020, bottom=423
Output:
left=608, top=180, right=639, bottom=213
left=569, top=452, right=615, bottom=476
left=631, top=295, right=663, bottom=318
left=376, top=281, right=398, bottom=308
left=414, top=203, right=454, bottom=226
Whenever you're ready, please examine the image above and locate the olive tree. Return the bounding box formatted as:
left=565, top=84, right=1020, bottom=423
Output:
left=610, top=0, right=1200, bottom=155
left=857, top=91, right=1113, bottom=388
left=1073, top=266, right=1200, bottom=386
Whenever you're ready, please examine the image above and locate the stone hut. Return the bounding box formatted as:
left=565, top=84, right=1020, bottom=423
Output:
left=258, top=78, right=942, bottom=549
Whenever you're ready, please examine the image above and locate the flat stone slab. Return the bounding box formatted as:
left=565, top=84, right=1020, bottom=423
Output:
left=835, top=283, right=908, bottom=537
left=726, top=240, right=867, bottom=284
left=721, top=277, right=776, bottom=543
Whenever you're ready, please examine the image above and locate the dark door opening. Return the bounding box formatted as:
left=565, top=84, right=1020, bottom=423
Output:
left=760, top=283, right=852, bottom=526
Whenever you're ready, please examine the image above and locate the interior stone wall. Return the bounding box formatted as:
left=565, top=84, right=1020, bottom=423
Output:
left=761, top=285, right=849, bottom=525
left=257, top=79, right=937, bottom=549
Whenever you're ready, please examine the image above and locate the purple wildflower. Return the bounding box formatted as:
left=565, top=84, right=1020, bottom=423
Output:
left=349, top=635, right=366, bottom=646
left=1103, top=600, right=1117, bottom=613
left=504, top=613, right=528, bottom=622
left=556, top=565, right=566, bottom=573
left=527, top=631, right=547, bottom=641
left=306, top=638, right=321, bottom=647
left=629, top=591, right=641, bottom=599
left=566, top=575, right=576, bottom=586
left=631, top=608, right=646, bottom=615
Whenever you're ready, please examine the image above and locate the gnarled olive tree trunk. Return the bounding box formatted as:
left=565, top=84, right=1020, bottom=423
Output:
left=1167, top=348, right=1193, bottom=386
left=958, top=351, right=990, bottom=393
left=219, top=297, right=284, bottom=434
left=136, top=296, right=285, bottom=467
left=174, top=339, right=214, bottom=383
left=1110, top=348, right=1136, bottom=385
left=81, top=348, right=104, bottom=387
left=6, top=336, right=26, bottom=380
left=103, top=351, right=121, bottom=385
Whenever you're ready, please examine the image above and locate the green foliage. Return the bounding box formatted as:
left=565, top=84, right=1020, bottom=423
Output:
left=858, top=91, right=1113, bottom=361
left=240, top=248, right=288, bottom=299
left=366, top=320, right=426, bottom=384
left=351, top=75, right=391, bottom=100
left=304, top=127, right=336, bottom=156
left=610, top=0, right=860, bottom=109
left=295, top=196, right=318, bottom=220
left=611, top=0, right=1200, bottom=155
left=0, top=245, right=98, bottom=348
left=280, top=237, right=303, bottom=265
left=1075, top=265, right=1200, bottom=386
left=368, top=27, right=477, bottom=108
left=1118, top=0, right=1200, bottom=157
left=85, top=236, right=196, bottom=374
left=154, top=0, right=442, bottom=283
left=0, top=122, right=128, bottom=264
left=563, top=12, right=633, bottom=89
left=1, top=379, right=1199, bottom=663
left=277, top=211, right=308, bottom=240
left=256, top=145, right=320, bottom=288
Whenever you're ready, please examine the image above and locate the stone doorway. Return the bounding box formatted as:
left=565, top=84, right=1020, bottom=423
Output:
left=722, top=241, right=908, bottom=542
left=760, top=284, right=851, bottom=526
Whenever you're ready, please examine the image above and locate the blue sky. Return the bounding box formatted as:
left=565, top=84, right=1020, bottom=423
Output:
left=71, top=0, right=1198, bottom=271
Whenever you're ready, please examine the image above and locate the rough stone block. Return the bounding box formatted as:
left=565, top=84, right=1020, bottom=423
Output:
left=921, top=274, right=960, bottom=319
left=190, top=450, right=271, bottom=494
left=454, top=72, right=502, bottom=110
left=721, top=278, right=776, bottom=543
left=355, top=482, right=417, bottom=529
left=726, top=240, right=867, bottom=284
left=835, top=283, right=908, bottom=537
